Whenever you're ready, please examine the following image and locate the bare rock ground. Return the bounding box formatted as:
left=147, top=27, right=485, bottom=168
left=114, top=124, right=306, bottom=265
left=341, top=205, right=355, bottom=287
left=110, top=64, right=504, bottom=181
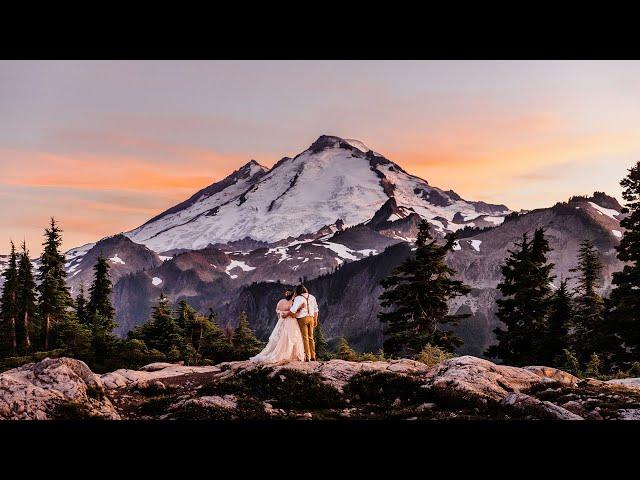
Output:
left=3, top=355, right=640, bottom=420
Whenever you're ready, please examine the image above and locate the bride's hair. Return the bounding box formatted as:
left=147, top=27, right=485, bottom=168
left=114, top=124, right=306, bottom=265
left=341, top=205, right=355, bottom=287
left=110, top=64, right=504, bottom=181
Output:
left=284, top=290, right=294, bottom=300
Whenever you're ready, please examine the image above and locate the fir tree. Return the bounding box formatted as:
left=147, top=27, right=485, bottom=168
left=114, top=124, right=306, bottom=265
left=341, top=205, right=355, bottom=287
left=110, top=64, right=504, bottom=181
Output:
left=571, top=240, right=618, bottom=367
left=334, top=336, right=358, bottom=361
left=0, top=242, right=19, bottom=356
left=86, top=255, right=117, bottom=363
left=608, top=160, right=640, bottom=365
left=16, top=241, right=37, bottom=353
left=131, top=293, right=184, bottom=356
left=542, top=279, right=573, bottom=367
left=87, top=256, right=116, bottom=329
left=75, top=284, right=88, bottom=326
left=231, top=312, right=263, bottom=359
left=37, top=218, right=72, bottom=350
left=313, top=322, right=330, bottom=360
left=197, top=308, right=234, bottom=363
left=378, top=220, right=471, bottom=357
left=485, top=229, right=556, bottom=366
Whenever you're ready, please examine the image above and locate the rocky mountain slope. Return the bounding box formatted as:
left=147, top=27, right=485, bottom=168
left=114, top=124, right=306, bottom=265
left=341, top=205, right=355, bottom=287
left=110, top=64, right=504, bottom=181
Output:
left=447, top=192, right=626, bottom=355
left=3, top=356, right=640, bottom=420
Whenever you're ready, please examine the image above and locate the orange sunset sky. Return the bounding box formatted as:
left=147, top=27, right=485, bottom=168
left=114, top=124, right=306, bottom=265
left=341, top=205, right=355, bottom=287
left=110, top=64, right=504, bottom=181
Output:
left=1, top=60, right=640, bottom=255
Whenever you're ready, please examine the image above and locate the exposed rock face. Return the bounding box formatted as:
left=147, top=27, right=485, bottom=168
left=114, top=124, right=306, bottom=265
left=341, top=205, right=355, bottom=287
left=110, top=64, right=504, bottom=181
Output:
left=101, top=363, right=221, bottom=390
left=0, top=358, right=119, bottom=420
left=4, top=356, right=640, bottom=420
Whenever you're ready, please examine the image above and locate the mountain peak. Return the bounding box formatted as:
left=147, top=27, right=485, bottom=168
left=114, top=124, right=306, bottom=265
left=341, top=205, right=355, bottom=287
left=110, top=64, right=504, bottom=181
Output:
left=568, top=191, right=623, bottom=212
left=241, top=159, right=267, bottom=171
left=307, top=135, right=372, bottom=154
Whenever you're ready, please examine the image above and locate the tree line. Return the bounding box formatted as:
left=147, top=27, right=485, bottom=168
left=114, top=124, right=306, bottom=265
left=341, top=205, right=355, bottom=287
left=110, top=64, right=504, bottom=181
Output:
left=0, top=218, right=375, bottom=371
left=377, top=160, right=640, bottom=376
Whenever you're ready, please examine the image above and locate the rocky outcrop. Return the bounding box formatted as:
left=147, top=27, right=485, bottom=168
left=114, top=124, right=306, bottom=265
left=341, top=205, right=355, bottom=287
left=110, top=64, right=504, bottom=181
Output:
left=101, top=362, right=221, bottom=390
left=0, top=358, right=119, bottom=420
left=215, top=358, right=431, bottom=391
left=4, top=356, right=640, bottom=420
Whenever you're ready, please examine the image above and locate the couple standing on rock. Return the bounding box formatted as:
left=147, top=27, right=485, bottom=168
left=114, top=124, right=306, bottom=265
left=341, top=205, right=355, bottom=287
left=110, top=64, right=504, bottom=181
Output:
left=250, top=284, right=319, bottom=363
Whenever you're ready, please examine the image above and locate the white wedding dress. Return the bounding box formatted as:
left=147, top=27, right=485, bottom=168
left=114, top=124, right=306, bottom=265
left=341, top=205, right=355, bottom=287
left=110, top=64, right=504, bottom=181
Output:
left=250, top=301, right=305, bottom=363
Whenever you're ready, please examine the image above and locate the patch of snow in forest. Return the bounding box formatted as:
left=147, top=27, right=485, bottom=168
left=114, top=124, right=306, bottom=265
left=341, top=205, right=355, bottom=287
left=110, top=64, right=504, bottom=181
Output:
left=314, top=241, right=357, bottom=260
left=225, top=260, right=256, bottom=277
left=159, top=255, right=172, bottom=261
left=152, top=277, right=162, bottom=286
left=612, top=230, right=623, bottom=238
left=484, top=216, right=505, bottom=225
left=452, top=240, right=461, bottom=251
left=109, top=254, right=126, bottom=265
left=469, top=240, right=482, bottom=252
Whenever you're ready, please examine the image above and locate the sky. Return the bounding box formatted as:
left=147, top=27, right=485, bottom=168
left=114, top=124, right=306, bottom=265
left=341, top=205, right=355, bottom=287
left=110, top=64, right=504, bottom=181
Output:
left=1, top=60, right=640, bottom=255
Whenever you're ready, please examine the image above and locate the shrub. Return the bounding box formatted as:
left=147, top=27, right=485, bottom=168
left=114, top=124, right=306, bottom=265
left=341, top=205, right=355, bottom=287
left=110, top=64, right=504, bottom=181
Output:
left=629, top=362, right=640, bottom=377
left=169, top=402, right=233, bottom=420
left=585, top=353, right=601, bottom=378
left=51, top=401, right=103, bottom=420
left=334, top=337, right=358, bottom=361
left=562, top=349, right=582, bottom=377
left=204, top=367, right=343, bottom=410
left=139, top=395, right=176, bottom=417
left=415, top=344, right=453, bottom=368
left=345, top=371, right=431, bottom=406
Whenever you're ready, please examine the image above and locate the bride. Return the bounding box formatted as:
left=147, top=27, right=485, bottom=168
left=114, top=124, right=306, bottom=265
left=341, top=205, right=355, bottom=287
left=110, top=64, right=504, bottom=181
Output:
left=250, top=290, right=305, bottom=363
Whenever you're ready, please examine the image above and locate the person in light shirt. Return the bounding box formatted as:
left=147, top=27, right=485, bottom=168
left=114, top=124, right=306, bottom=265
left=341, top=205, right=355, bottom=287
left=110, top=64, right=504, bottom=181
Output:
left=289, top=284, right=319, bottom=361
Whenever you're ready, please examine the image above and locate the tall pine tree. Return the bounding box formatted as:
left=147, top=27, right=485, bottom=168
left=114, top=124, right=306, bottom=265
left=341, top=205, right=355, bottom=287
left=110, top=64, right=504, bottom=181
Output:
left=16, top=241, right=37, bottom=353
left=542, top=279, right=573, bottom=367
left=608, top=160, right=640, bottom=366
left=0, top=242, right=19, bottom=356
left=37, top=218, right=72, bottom=350
left=313, top=322, right=330, bottom=360
left=378, top=220, right=470, bottom=357
left=86, top=255, right=117, bottom=363
left=485, top=229, right=556, bottom=366
left=571, top=239, right=618, bottom=368
left=231, top=311, right=264, bottom=359
left=75, top=284, right=88, bottom=326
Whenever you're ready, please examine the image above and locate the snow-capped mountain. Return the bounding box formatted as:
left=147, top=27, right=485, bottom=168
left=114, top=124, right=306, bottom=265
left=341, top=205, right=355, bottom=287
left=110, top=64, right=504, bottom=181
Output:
left=126, top=135, right=510, bottom=253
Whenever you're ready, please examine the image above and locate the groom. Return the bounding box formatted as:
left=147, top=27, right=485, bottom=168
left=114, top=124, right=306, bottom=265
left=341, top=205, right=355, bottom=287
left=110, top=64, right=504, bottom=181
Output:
left=289, top=284, right=319, bottom=361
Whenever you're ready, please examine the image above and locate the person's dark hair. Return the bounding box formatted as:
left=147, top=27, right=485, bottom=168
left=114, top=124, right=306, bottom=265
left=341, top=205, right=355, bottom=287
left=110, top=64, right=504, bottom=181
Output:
left=284, top=290, right=294, bottom=301
left=295, top=284, right=308, bottom=296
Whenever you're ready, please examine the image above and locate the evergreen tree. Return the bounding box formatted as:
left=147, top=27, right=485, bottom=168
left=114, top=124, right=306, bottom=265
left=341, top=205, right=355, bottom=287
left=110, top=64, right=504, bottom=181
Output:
left=542, top=279, right=573, bottom=367
left=131, top=293, right=184, bottom=356
left=0, top=242, right=19, bottom=356
left=75, top=284, right=88, bottom=326
left=608, top=160, right=640, bottom=365
left=86, top=255, right=117, bottom=363
left=378, top=220, right=471, bottom=357
left=37, top=218, right=72, bottom=350
left=313, top=322, right=330, bottom=360
left=16, top=241, right=37, bottom=353
left=86, top=256, right=116, bottom=329
left=571, top=240, right=618, bottom=367
left=485, top=229, right=556, bottom=366
left=196, top=308, right=234, bottom=363
left=334, top=336, right=359, bottom=361
left=231, top=312, right=263, bottom=359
